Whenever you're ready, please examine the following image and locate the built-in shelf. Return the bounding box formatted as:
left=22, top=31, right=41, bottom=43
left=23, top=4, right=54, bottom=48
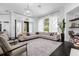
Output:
left=4, top=21, right=9, bottom=23
left=69, top=27, right=79, bottom=28
left=69, top=18, right=79, bottom=21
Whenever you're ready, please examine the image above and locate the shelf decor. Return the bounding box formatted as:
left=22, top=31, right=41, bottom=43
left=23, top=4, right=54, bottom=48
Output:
left=69, top=18, right=79, bottom=28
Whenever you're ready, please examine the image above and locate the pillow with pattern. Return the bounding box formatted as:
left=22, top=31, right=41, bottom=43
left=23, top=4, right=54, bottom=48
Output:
left=50, top=33, right=54, bottom=36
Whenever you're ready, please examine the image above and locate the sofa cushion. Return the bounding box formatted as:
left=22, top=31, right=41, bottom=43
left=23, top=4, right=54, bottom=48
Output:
left=38, top=35, right=57, bottom=41
left=12, top=45, right=26, bottom=56
left=18, top=35, right=38, bottom=42
left=18, top=36, right=25, bottom=42
left=27, top=32, right=30, bottom=36
left=30, top=32, right=35, bottom=35
left=1, top=33, right=9, bottom=41
left=18, top=34, right=23, bottom=37
left=39, top=32, right=50, bottom=36
left=11, top=41, right=27, bottom=56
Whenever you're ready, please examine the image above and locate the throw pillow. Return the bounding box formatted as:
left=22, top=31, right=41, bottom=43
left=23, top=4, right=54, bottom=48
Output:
left=36, top=32, right=39, bottom=34
left=50, top=33, right=54, bottom=36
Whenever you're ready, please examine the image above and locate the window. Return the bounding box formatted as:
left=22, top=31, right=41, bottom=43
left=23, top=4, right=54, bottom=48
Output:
left=16, top=20, right=22, bottom=35
left=49, top=16, right=58, bottom=32
left=44, top=17, right=49, bottom=32
left=38, top=18, right=44, bottom=32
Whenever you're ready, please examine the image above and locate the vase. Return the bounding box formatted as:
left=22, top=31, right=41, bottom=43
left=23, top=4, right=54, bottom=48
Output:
left=61, top=33, right=64, bottom=42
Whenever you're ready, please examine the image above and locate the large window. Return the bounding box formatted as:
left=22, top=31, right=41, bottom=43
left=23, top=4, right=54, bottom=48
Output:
left=16, top=20, right=22, bottom=35
left=38, top=18, right=44, bottom=32
left=44, top=17, right=49, bottom=32
left=49, top=16, right=58, bottom=32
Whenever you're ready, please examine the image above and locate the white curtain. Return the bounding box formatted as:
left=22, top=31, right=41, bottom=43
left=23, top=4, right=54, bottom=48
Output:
left=38, top=18, right=44, bottom=32
left=49, top=16, right=58, bottom=32
left=29, top=22, right=33, bottom=33
left=38, top=16, right=58, bottom=32
left=16, top=20, right=22, bottom=36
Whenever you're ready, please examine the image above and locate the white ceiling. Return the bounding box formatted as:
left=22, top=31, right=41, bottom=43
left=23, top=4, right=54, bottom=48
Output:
left=68, top=6, right=79, bottom=16
left=0, top=3, right=68, bottom=17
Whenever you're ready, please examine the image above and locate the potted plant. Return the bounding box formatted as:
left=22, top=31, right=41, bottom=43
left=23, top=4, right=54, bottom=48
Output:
left=58, top=18, right=65, bottom=42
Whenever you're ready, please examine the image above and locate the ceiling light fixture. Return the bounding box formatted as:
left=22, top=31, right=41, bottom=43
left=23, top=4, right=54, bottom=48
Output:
left=24, top=3, right=32, bottom=16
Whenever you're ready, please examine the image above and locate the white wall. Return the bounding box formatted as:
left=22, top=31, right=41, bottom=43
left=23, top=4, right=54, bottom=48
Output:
left=0, top=15, right=10, bottom=36
left=65, top=4, right=79, bottom=41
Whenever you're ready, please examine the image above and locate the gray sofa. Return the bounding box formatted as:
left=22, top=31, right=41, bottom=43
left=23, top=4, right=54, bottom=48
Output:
left=0, top=32, right=61, bottom=56
left=18, top=32, right=61, bottom=42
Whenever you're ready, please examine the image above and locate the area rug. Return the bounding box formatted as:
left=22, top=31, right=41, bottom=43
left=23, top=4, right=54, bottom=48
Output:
left=27, top=38, right=62, bottom=56
left=70, top=48, right=79, bottom=56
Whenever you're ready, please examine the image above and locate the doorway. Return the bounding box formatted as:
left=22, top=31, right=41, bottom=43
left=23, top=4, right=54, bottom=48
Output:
left=24, top=21, right=29, bottom=32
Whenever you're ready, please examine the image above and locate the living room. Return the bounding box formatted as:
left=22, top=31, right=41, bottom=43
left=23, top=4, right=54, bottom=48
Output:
left=0, top=2, right=79, bottom=56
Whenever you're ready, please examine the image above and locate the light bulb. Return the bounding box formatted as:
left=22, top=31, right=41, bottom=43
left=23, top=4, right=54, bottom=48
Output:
left=26, top=10, right=31, bottom=13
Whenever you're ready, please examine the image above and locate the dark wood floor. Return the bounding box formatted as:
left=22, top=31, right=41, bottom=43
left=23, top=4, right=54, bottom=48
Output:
left=50, top=41, right=74, bottom=56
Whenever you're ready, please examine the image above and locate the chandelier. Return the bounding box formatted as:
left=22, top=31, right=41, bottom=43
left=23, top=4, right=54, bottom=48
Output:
left=24, top=3, right=32, bottom=16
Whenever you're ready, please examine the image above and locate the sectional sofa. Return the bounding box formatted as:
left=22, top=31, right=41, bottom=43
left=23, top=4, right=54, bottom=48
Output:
left=0, top=32, right=61, bottom=56
left=18, top=32, right=61, bottom=42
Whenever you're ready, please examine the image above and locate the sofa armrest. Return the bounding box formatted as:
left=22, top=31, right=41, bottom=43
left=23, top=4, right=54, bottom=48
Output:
left=2, top=43, right=27, bottom=56
left=0, top=47, right=4, bottom=56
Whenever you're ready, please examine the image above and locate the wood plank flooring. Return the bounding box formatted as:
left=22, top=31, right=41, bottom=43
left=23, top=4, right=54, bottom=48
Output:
left=50, top=41, right=74, bottom=56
